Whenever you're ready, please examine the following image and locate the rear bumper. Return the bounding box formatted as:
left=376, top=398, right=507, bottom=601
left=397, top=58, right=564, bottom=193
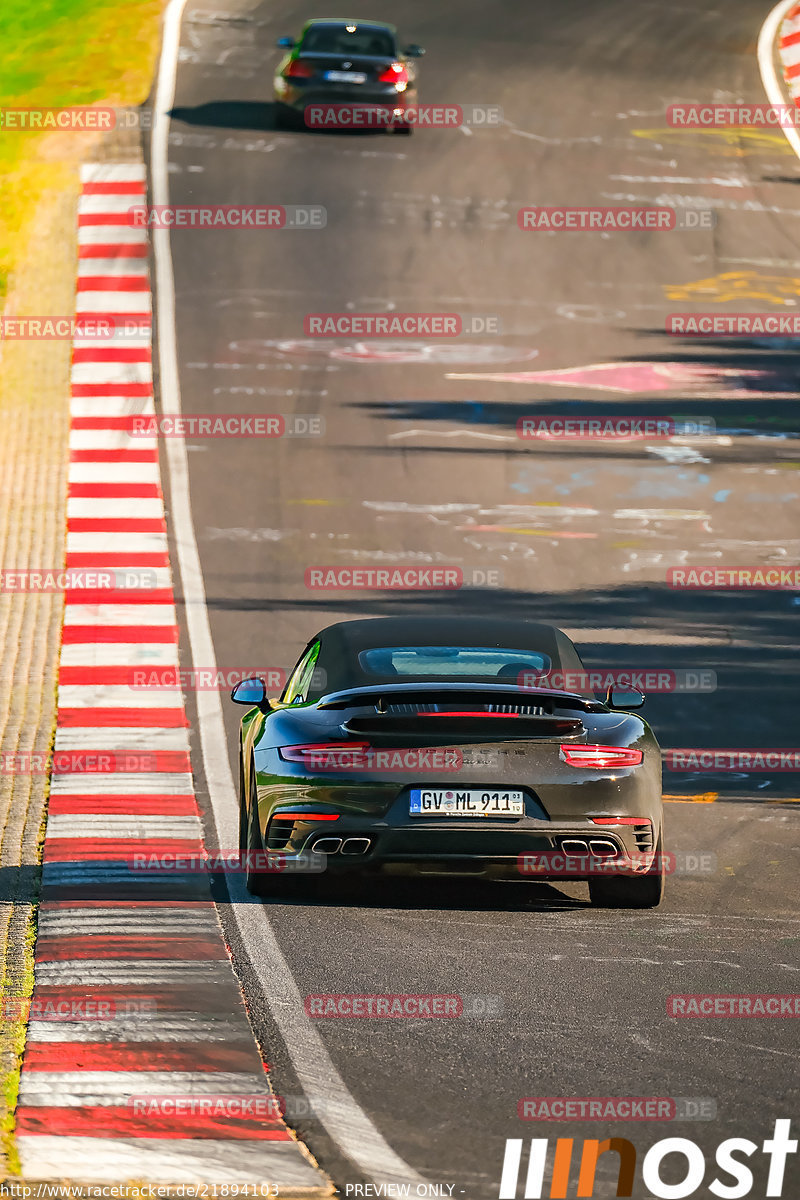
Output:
left=272, top=818, right=660, bottom=880
left=275, top=83, right=416, bottom=117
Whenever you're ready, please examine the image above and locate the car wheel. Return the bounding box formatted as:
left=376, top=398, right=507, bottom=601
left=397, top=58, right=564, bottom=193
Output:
left=393, top=122, right=413, bottom=136
left=244, top=765, right=304, bottom=899
left=588, top=831, right=665, bottom=909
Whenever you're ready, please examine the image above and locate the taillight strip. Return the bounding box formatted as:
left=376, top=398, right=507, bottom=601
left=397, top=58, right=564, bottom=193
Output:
left=560, top=744, right=643, bottom=768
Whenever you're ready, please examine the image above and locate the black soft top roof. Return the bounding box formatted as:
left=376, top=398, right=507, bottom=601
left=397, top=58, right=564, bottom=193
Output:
left=306, top=616, right=584, bottom=696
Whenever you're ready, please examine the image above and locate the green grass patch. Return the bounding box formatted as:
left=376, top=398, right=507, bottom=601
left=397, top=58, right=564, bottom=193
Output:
left=0, top=0, right=164, bottom=293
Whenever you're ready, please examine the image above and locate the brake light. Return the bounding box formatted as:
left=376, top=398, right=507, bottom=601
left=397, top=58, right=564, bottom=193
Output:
left=279, top=742, right=371, bottom=766
left=560, top=745, right=643, bottom=769
left=285, top=59, right=314, bottom=78
left=378, top=61, right=408, bottom=85
left=590, top=817, right=650, bottom=825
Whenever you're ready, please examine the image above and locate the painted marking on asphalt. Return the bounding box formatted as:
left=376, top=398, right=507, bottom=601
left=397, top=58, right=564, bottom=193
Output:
left=663, top=793, right=719, bottom=804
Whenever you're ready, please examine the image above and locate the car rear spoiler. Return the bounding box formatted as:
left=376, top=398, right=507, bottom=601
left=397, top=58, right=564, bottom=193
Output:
left=316, top=683, right=604, bottom=713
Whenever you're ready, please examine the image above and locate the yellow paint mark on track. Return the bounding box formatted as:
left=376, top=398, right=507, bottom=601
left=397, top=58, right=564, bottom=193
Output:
left=632, top=127, right=793, bottom=155
left=663, top=793, right=718, bottom=803
left=665, top=270, right=800, bottom=305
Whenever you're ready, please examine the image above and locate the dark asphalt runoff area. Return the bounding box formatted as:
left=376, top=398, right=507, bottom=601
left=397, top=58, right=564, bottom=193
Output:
left=155, top=0, right=800, bottom=1195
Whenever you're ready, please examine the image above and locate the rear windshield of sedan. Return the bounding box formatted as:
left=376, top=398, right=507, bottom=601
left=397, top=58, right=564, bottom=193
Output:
left=358, top=646, right=552, bottom=681
left=300, top=26, right=396, bottom=57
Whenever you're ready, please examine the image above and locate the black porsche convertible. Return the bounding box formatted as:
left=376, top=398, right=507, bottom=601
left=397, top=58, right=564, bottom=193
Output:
left=232, top=616, right=665, bottom=907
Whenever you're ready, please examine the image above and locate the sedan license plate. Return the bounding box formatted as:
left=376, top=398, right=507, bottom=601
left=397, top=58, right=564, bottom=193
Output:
left=324, top=70, right=367, bottom=83
left=409, top=789, right=524, bottom=817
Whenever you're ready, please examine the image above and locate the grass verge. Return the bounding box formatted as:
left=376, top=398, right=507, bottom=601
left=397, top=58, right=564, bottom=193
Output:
left=0, top=0, right=164, bottom=294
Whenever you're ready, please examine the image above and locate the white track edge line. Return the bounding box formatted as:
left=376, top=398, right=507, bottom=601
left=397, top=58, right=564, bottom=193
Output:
left=150, top=0, right=426, bottom=1187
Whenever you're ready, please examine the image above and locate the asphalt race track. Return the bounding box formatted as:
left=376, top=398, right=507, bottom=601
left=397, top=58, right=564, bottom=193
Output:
left=155, top=0, right=800, bottom=1195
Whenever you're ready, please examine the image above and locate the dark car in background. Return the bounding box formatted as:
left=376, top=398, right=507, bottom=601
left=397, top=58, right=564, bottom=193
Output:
left=273, top=18, right=425, bottom=132
left=232, top=616, right=665, bottom=908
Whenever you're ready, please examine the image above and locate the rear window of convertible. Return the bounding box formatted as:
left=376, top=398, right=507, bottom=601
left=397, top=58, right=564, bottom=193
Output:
left=357, top=646, right=552, bottom=680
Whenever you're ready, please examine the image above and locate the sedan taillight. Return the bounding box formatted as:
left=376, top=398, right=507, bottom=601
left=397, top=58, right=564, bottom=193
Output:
left=285, top=59, right=314, bottom=78
left=377, top=61, right=408, bottom=85
left=560, top=744, right=643, bottom=769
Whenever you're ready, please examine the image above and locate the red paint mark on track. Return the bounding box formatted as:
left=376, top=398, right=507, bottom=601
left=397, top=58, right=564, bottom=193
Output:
left=43, top=838, right=203, bottom=862
left=69, top=482, right=161, bottom=498
left=67, top=519, right=167, bottom=534
left=48, top=796, right=198, bottom=816
left=61, top=626, right=177, bottom=644
left=35, top=936, right=226, bottom=962
left=77, top=277, right=150, bottom=291
left=49, top=748, right=190, bottom=772
left=24, top=1042, right=257, bottom=1072
left=71, top=383, right=154, bottom=397
left=16, top=1106, right=290, bottom=1140
left=56, top=708, right=188, bottom=728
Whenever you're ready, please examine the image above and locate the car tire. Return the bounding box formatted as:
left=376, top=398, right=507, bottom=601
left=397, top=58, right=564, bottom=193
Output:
left=393, top=123, right=413, bottom=136
left=244, top=762, right=305, bottom=899
left=587, top=831, right=665, bottom=909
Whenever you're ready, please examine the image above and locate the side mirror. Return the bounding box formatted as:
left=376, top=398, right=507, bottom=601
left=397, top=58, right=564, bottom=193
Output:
left=276, top=36, right=295, bottom=48
left=606, top=685, right=645, bottom=711
left=231, top=678, right=266, bottom=706
left=403, top=44, right=425, bottom=57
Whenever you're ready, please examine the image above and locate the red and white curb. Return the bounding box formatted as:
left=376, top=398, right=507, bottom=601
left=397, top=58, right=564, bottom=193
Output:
left=16, top=162, right=329, bottom=1193
left=779, top=2, right=800, bottom=99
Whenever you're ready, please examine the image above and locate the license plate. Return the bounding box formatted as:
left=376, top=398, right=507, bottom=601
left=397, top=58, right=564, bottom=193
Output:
left=325, top=70, right=367, bottom=83
left=409, top=789, right=524, bottom=817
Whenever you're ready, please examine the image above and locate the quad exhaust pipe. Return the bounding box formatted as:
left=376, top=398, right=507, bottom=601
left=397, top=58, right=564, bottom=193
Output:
left=559, top=837, right=621, bottom=859
left=341, top=837, right=371, bottom=855
left=311, top=838, right=341, bottom=855
left=560, top=838, right=589, bottom=856
left=588, top=838, right=619, bottom=858
left=312, top=836, right=371, bottom=856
